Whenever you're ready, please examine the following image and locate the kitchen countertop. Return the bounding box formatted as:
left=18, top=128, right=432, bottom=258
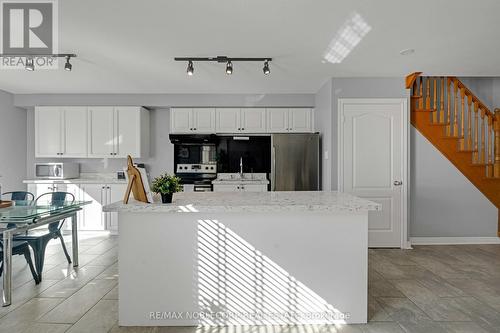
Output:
left=103, top=191, right=380, bottom=213
left=23, top=173, right=127, bottom=184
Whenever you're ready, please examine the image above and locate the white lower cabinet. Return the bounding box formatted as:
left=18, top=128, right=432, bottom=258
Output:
left=27, top=182, right=126, bottom=233
left=213, top=184, right=268, bottom=192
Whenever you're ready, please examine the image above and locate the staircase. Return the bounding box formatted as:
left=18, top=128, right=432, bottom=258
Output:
left=406, top=73, right=500, bottom=235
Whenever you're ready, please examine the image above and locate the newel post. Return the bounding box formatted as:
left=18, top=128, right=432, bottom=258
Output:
left=495, top=109, right=500, bottom=178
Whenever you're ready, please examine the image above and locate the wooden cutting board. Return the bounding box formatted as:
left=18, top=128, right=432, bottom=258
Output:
left=0, top=200, right=13, bottom=209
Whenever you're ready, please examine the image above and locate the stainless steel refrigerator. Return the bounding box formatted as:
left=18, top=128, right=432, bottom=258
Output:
left=271, top=133, right=319, bottom=191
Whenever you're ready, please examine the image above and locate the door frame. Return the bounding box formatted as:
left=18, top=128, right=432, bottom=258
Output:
left=337, top=98, right=410, bottom=249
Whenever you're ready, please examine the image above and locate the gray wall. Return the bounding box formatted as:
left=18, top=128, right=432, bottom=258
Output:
left=26, top=108, right=174, bottom=180
left=323, top=78, right=497, bottom=238
left=14, top=93, right=315, bottom=108
left=314, top=80, right=333, bottom=191
left=0, top=90, right=27, bottom=192
left=410, top=127, right=497, bottom=236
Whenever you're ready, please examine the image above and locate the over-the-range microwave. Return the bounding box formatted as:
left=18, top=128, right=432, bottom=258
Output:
left=35, top=162, right=80, bottom=179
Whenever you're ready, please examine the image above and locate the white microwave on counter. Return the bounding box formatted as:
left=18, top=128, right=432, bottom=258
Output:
left=35, top=163, right=80, bottom=179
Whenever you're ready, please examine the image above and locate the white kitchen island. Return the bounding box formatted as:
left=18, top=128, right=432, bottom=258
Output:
left=103, top=191, right=380, bottom=326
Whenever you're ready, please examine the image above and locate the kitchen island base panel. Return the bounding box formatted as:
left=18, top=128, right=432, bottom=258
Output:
left=118, top=211, right=368, bottom=326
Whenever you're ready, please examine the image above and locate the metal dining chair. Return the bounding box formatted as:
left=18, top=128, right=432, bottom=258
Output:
left=0, top=191, right=39, bottom=284
left=0, top=239, right=40, bottom=284
left=14, top=192, right=75, bottom=281
left=1, top=191, right=35, bottom=205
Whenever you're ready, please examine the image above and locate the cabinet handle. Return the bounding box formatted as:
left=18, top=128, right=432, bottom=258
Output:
left=194, top=128, right=197, bottom=130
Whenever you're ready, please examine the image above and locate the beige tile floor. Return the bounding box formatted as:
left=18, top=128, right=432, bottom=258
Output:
left=1, top=233, right=500, bottom=333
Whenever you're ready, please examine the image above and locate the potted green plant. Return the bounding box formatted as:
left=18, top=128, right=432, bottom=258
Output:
left=151, top=173, right=182, bottom=203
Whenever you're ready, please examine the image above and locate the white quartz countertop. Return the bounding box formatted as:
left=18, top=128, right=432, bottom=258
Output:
left=23, top=173, right=127, bottom=184
left=103, top=191, right=381, bottom=213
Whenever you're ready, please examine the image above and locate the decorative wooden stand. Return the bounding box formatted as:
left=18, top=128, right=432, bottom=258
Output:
left=123, top=155, right=149, bottom=204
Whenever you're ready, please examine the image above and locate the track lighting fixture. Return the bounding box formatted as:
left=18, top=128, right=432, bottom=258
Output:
left=64, top=56, right=72, bottom=71
left=225, top=61, right=233, bottom=75
left=175, top=56, right=272, bottom=76
left=25, top=57, right=34, bottom=71
left=263, top=60, right=270, bottom=75
left=0, top=53, right=77, bottom=71
left=187, top=60, right=194, bottom=76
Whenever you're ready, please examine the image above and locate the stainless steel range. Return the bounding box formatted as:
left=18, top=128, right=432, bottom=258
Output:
left=170, top=134, right=218, bottom=191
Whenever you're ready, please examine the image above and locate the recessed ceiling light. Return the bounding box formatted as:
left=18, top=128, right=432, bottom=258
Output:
left=400, top=48, right=415, bottom=56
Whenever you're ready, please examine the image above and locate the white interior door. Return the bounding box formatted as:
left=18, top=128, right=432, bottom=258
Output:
left=339, top=99, right=407, bottom=248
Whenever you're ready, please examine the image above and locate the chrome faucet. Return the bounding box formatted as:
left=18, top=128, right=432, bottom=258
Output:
left=239, top=157, right=244, bottom=178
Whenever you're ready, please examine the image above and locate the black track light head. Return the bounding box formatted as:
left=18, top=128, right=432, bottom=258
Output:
left=187, top=60, right=194, bottom=76
left=226, top=61, right=233, bottom=75
left=263, top=60, right=270, bottom=75
left=64, top=56, right=72, bottom=71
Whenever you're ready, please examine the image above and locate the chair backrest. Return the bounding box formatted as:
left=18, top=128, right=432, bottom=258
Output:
left=34, top=192, right=75, bottom=231
left=2, top=191, right=34, bottom=205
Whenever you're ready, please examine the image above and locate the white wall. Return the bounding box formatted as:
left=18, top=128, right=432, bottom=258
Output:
left=0, top=90, right=27, bottom=192
left=314, top=80, right=333, bottom=190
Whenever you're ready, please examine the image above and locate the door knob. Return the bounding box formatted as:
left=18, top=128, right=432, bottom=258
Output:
left=393, top=180, right=403, bottom=186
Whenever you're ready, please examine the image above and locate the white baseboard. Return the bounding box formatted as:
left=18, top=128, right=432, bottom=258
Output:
left=410, top=237, right=500, bottom=245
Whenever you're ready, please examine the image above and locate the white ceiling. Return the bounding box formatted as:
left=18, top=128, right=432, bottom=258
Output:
left=1, top=0, right=499, bottom=94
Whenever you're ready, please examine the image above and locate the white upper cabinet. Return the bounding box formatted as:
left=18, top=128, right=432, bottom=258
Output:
left=241, top=108, right=266, bottom=133
left=36, top=106, right=149, bottom=159
left=35, top=107, right=63, bottom=157
left=170, top=108, right=216, bottom=134
left=62, top=107, right=88, bottom=157
left=88, top=107, right=115, bottom=157
left=89, top=106, right=149, bottom=158
left=170, top=108, right=192, bottom=134
left=266, top=108, right=289, bottom=133
left=267, top=108, right=313, bottom=133
left=216, top=108, right=267, bottom=133
left=216, top=108, right=241, bottom=133
left=35, top=106, right=88, bottom=158
left=193, top=108, right=216, bottom=133
left=170, top=107, right=314, bottom=134
left=288, top=108, right=313, bottom=133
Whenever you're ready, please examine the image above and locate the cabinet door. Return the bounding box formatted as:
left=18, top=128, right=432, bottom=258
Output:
left=62, top=107, right=88, bottom=157
left=88, top=107, right=115, bottom=158
left=170, top=108, right=193, bottom=134
left=216, top=108, right=241, bottom=133
left=241, top=108, right=266, bottom=133
left=240, top=184, right=268, bottom=192
left=115, top=107, right=140, bottom=158
left=80, top=184, right=105, bottom=231
left=212, top=184, right=240, bottom=192
left=107, top=184, right=127, bottom=234
left=35, top=106, right=62, bottom=157
left=288, top=108, right=313, bottom=132
left=192, top=108, right=216, bottom=133
left=266, top=108, right=289, bottom=133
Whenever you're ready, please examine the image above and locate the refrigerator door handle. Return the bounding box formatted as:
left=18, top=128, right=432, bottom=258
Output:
left=272, top=145, right=276, bottom=191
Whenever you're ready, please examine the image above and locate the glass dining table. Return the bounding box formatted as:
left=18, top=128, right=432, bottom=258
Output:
left=0, top=200, right=90, bottom=306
